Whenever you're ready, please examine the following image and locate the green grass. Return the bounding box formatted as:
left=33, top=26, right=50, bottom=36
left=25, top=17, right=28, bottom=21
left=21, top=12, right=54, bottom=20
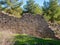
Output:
left=13, top=34, right=60, bottom=45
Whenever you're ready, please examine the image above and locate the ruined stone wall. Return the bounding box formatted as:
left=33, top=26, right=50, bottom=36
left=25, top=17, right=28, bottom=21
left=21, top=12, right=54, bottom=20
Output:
left=0, top=13, right=55, bottom=38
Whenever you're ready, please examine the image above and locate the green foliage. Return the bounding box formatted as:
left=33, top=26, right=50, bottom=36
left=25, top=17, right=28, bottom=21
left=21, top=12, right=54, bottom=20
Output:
left=43, top=0, right=60, bottom=22
left=4, top=7, right=23, bottom=18
left=23, top=0, right=42, bottom=14
left=0, top=0, right=23, bottom=18
left=33, top=4, right=42, bottom=14
left=6, top=0, right=23, bottom=8
left=13, top=34, right=60, bottom=45
left=0, top=0, right=23, bottom=8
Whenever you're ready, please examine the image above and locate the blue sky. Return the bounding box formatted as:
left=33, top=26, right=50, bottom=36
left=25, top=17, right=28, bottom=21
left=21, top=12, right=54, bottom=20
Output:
left=23, top=0, right=49, bottom=6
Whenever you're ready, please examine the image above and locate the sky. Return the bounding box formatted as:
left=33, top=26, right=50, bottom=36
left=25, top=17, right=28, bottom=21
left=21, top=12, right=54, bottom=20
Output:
left=23, top=0, right=49, bottom=6
left=0, top=0, right=49, bottom=8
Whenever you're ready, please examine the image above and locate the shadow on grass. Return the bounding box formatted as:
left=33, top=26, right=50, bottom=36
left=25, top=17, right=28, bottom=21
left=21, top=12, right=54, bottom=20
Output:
left=14, top=34, right=60, bottom=45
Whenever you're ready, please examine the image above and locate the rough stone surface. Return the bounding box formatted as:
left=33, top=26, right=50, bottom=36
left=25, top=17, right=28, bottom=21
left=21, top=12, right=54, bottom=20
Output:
left=48, top=22, right=60, bottom=39
left=0, top=13, right=55, bottom=38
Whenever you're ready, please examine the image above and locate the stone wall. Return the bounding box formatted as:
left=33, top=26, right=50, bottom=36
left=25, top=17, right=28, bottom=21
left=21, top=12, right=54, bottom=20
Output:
left=0, top=13, right=55, bottom=38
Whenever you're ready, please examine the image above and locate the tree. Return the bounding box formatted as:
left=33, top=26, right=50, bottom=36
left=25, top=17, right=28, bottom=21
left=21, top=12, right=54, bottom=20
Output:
left=43, top=0, right=60, bottom=23
left=0, top=0, right=6, bottom=11
left=23, top=0, right=42, bottom=14
left=33, top=4, right=42, bottom=14
left=0, top=0, right=23, bottom=18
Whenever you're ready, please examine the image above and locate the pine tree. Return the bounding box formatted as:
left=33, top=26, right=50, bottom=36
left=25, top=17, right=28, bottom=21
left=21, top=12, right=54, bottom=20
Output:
left=43, top=0, right=60, bottom=23
left=23, top=0, right=42, bottom=14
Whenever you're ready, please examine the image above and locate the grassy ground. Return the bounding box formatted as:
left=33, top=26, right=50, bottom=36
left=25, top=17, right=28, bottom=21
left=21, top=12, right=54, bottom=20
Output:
left=13, top=34, right=60, bottom=45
